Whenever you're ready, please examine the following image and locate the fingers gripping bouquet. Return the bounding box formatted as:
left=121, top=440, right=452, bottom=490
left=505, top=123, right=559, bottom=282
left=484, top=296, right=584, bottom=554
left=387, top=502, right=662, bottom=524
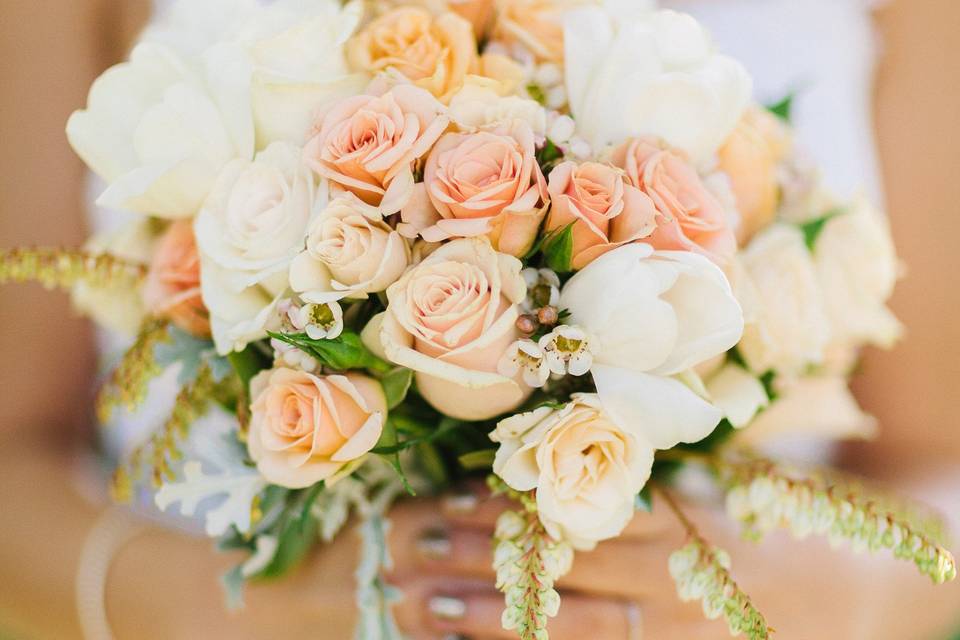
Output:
left=1, top=0, right=954, bottom=638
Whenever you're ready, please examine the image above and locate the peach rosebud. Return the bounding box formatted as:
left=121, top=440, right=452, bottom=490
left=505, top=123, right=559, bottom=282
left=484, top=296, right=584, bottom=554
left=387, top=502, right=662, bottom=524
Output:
left=612, top=137, right=737, bottom=264
left=347, top=7, right=478, bottom=103
left=142, top=220, right=210, bottom=337
left=303, top=84, right=449, bottom=215
left=374, top=237, right=532, bottom=420
left=718, top=107, right=790, bottom=244
left=247, top=368, right=386, bottom=489
left=545, top=161, right=658, bottom=269
left=404, top=120, right=548, bottom=257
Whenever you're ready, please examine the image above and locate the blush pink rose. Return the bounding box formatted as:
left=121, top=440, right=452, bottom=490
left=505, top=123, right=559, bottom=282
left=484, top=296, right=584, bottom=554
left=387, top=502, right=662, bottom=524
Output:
left=142, top=220, right=210, bottom=337
left=612, top=138, right=736, bottom=264
left=403, top=120, right=548, bottom=257
left=247, top=368, right=387, bottom=489
left=545, top=161, right=658, bottom=269
left=303, top=84, right=449, bottom=215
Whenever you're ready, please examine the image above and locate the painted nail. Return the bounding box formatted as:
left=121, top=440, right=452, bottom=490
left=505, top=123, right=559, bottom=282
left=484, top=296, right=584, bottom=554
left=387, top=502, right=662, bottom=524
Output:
left=429, top=595, right=467, bottom=621
left=417, top=528, right=452, bottom=560
left=443, top=490, right=479, bottom=515
left=626, top=601, right=643, bottom=640
left=442, top=635, right=472, bottom=640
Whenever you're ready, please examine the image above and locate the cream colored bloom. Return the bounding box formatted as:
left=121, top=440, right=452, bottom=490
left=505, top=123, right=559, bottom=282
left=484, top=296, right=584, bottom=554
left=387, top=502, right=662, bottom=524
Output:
left=703, top=362, right=769, bottom=429
left=497, top=339, right=550, bottom=388
left=289, top=194, right=411, bottom=304
left=538, top=325, right=594, bottom=376
left=559, top=243, right=743, bottom=449
left=195, top=142, right=322, bottom=354
left=375, top=237, right=530, bottom=420
left=248, top=368, right=386, bottom=488
left=67, top=43, right=254, bottom=219
left=814, top=196, right=902, bottom=350
left=737, top=224, right=831, bottom=376
left=563, top=5, right=751, bottom=162
left=491, top=394, right=655, bottom=549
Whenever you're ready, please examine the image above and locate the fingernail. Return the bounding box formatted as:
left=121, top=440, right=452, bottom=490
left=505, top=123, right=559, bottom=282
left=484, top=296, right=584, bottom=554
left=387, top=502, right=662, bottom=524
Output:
left=626, top=601, right=643, bottom=640
left=429, top=595, right=467, bottom=621
left=417, top=528, right=452, bottom=560
left=442, top=635, right=471, bottom=640
left=443, top=490, right=479, bottom=515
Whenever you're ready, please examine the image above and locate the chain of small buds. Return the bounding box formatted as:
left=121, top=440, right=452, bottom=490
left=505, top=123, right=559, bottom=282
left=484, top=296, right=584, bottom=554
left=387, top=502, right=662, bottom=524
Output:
left=96, top=318, right=171, bottom=424
left=719, top=458, right=957, bottom=585
left=659, top=488, right=772, bottom=639
left=111, top=363, right=215, bottom=502
left=489, top=476, right=573, bottom=640
left=0, top=247, right=146, bottom=290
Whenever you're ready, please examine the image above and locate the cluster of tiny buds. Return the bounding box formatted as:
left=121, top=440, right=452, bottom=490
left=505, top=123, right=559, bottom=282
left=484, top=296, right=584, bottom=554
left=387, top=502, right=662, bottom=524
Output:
left=517, top=267, right=562, bottom=336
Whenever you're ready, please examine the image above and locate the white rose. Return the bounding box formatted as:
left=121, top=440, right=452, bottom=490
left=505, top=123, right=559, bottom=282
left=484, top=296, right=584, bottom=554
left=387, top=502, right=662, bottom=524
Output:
left=196, top=142, right=322, bottom=354
left=289, top=194, right=411, bottom=304
left=814, top=196, right=902, bottom=349
left=737, top=224, right=831, bottom=376
left=491, top=394, right=654, bottom=550
left=563, top=5, right=751, bottom=162
left=66, top=43, right=254, bottom=219
left=374, top=237, right=531, bottom=420
left=559, top=243, right=744, bottom=450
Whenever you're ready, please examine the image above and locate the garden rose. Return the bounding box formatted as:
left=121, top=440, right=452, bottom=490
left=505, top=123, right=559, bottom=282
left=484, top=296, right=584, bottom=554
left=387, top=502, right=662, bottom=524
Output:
left=559, top=243, right=743, bottom=449
left=142, top=220, right=210, bottom=337
left=302, top=84, right=448, bottom=215
left=612, top=137, right=736, bottom=264
left=375, top=237, right=530, bottom=420
left=493, top=0, right=583, bottom=63
left=373, top=0, right=496, bottom=40
left=405, top=120, right=548, bottom=257
left=196, top=142, right=321, bottom=354
left=289, top=193, right=411, bottom=304
left=491, top=394, right=654, bottom=549
left=545, top=161, right=658, bottom=269
left=563, top=7, right=750, bottom=162
left=248, top=368, right=386, bottom=488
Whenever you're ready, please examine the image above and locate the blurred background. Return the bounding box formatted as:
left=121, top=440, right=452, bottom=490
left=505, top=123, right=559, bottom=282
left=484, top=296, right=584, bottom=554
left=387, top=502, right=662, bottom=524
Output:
left=0, top=0, right=958, bottom=638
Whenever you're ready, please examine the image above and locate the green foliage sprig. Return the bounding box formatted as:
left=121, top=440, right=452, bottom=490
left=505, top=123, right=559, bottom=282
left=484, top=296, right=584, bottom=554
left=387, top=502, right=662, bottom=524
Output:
left=0, top=247, right=146, bottom=290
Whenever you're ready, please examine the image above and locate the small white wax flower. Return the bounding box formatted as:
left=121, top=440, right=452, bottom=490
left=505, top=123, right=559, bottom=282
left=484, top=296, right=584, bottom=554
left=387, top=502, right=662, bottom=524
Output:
left=547, top=114, right=576, bottom=144
left=534, top=63, right=562, bottom=88
left=520, top=267, right=561, bottom=313
left=546, top=86, right=567, bottom=110
left=498, top=340, right=550, bottom=388
left=287, top=301, right=344, bottom=341
left=568, top=136, right=592, bottom=160
left=539, top=325, right=594, bottom=376
left=271, top=338, right=319, bottom=372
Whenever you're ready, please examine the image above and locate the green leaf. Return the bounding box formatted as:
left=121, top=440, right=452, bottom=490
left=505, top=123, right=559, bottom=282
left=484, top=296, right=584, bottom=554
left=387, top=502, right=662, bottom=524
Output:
left=542, top=223, right=575, bottom=273
left=459, top=449, right=496, bottom=470
left=767, top=92, right=795, bottom=122
left=268, top=331, right=391, bottom=373
left=257, top=510, right=318, bottom=579
left=228, top=345, right=270, bottom=387
left=380, top=367, right=413, bottom=410
left=799, top=207, right=845, bottom=250
left=635, top=485, right=653, bottom=513
left=535, top=138, right=563, bottom=173
left=377, top=419, right=415, bottom=496
left=298, top=482, right=325, bottom=532
left=221, top=563, right=247, bottom=610
left=371, top=417, right=462, bottom=455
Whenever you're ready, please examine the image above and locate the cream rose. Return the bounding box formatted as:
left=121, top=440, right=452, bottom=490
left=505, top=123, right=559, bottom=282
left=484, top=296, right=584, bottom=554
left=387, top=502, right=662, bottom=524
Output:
left=248, top=368, right=386, bottom=489
left=289, top=194, right=411, bottom=304
left=814, top=196, right=902, bottom=349
left=737, top=224, right=831, bottom=376
left=612, top=137, right=737, bottom=264
left=405, top=120, right=549, bottom=257
left=545, top=160, right=657, bottom=269
left=374, top=237, right=530, bottom=420
left=491, top=394, right=654, bottom=549
left=196, top=142, right=321, bottom=354
left=563, top=6, right=750, bottom=162
left=560, top=243, right=743, bottom=449
left=67, top=43, right=253, bottom=219
left=302, top=85, right=448, bottom=215
left=142, top=220, right=210, bottom=337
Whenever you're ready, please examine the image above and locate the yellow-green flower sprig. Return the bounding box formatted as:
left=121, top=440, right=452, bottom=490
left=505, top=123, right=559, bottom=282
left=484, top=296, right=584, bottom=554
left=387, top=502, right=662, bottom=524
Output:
left=660, top=488, right=772, bottom=640
left=721, top=458, right=957, bottom=585
left=96, top=319, right=171, bottom=424
left=489, top=476, right=574, bottom=640
left=110, top=363, right=216, bottom=503
left=0, top=247, right=146, bottom=290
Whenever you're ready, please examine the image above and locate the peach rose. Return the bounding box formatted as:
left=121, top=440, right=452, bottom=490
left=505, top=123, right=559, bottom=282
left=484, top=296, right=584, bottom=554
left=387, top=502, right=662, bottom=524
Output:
left=373, top=237, right=531, bottom=420
left=247, top=368, right=386, bottom=489
left=613, top=137, right=737, bottom=264
left=493, top=0, right=579, bottom=63
left=718, top=107, right=790, bottom=244
left=302, top=84, right=448, bottom=215
left=375, top=0, right=496, bottom=40
left=347, top=8, right=477, bottom=103
left=403, top=120, right=548, bottom=257
left=545, top=161, right=658, bottom=269
left=142, top=220, right=210, bottom=337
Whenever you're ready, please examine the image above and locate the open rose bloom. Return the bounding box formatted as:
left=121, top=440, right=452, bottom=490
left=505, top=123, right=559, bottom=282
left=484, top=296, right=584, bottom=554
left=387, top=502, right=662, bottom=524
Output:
left=17, top=0, right=941, bottom=638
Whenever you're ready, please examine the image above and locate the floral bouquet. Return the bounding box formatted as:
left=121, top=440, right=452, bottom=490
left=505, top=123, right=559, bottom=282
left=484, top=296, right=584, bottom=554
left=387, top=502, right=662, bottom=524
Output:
left=1, top=0, right=955, bottom=638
